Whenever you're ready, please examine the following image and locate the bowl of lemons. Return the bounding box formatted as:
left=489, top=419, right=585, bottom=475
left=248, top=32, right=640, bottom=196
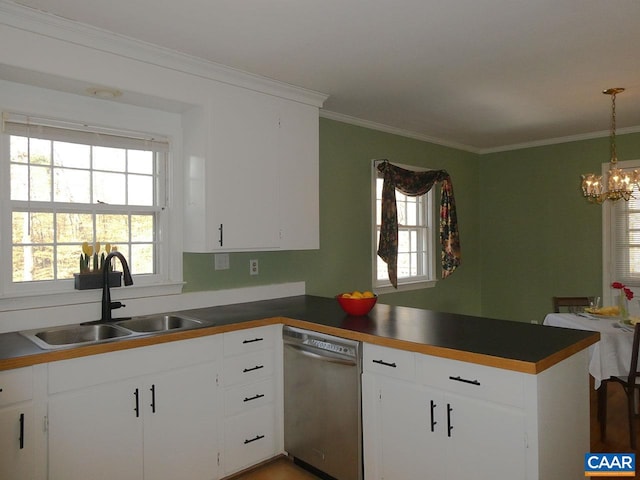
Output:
left=336, top=290, right=377, bottom=316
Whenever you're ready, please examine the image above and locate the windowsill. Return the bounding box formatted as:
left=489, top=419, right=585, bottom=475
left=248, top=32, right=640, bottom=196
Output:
left=375, top=279, right=437, bottom=294
left=0, top=282, right=184, bottom=313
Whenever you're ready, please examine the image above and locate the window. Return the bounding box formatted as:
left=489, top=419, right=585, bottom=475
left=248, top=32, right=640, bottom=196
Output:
left=3, top=113, right=169, bottom=294
left=372, top=161, right=436, bottom=292
left=604, top=159, right=640, bottom=300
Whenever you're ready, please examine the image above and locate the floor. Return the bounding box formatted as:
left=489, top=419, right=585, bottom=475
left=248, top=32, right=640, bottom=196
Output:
left=590, top=377, right=639, bottom=454
left=228, top=457, right=320, bottom=480
left=234, top=377, right=640, bottom=480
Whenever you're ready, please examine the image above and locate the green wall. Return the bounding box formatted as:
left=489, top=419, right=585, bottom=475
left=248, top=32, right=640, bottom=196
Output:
left=481, top=132, right=640, bottom=323
left=184, top=118, right=482, bottom=316
left=183, top=116, right=640, bottom=323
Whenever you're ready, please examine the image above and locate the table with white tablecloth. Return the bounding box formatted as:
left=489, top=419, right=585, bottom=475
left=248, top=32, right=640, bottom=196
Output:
left=544, top=313, right=634, bottom=388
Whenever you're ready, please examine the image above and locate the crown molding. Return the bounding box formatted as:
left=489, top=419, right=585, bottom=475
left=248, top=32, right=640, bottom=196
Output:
left=479, top=125, right=640, bottom=154
left=0, top=1, right=328, bottom=107
left=321, top=109, right=640, bottom=155
left=320, top=109, right=480, bottom=154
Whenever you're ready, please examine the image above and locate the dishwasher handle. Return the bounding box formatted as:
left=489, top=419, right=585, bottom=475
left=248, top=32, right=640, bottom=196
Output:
left=285, top=343, right=357, bottom=366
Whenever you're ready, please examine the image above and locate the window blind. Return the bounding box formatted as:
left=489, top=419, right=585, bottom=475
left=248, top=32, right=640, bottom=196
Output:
left=612, top=193, right=640, bottom=285
left=2, top=112, right=170, bottom=152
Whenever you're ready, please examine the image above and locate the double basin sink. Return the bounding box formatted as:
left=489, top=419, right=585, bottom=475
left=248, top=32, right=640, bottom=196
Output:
left=20, top=314, right=211, bottom=350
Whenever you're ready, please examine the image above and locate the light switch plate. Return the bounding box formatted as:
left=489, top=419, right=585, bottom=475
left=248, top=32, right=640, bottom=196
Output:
left=214, top=253, right=229, bottom=270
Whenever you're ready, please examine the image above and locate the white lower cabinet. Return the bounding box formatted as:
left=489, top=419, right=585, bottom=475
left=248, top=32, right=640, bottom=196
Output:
left=373, top=377, right=445, bottom=480
left=364, top=359, right=525, bottom=480
left=221, top=325, right=283, bottom=476
left=47, top=336, right=221, bottom=480
left=363, top=343, right=589, bottom=480
left=0, top=367, right=38, bottom=480
left=48, top=377, right=143, bottom=480
left=142, top=363, right=219, bottom=480
left=443, top=391, right=525, bottom=479
left=223, top=404, right=277, bottom=473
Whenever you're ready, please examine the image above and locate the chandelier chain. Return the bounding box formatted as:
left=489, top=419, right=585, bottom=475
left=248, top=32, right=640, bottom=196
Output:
left=611, top=91, right=618, bottom=164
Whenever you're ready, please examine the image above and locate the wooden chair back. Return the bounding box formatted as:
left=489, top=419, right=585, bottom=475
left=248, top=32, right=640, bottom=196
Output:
left=552, top=296, right=590, bottom=313
left=628, top=323, right=640, bottom=384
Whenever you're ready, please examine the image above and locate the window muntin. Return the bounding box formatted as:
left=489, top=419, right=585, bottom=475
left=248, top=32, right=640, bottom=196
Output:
left=373, top=162, right=435, bottom=291
left=6, top=119, right=166, bottom=286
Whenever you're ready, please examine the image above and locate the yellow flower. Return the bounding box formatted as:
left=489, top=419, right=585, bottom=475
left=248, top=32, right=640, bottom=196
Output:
left=82, top=242, right=93, bottom=256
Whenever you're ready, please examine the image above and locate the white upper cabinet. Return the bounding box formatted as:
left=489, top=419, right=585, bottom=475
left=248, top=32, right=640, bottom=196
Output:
left=183, top=84, right=320, bottom=252
left=276, top=99, right=319, bottom=250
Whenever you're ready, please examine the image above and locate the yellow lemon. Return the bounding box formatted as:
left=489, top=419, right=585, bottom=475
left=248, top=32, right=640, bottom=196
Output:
left=363, top=291, right=375, bottom=298
left=351, top=291, right=363, bottom=299
left=342, top=293, right=352, bottom=298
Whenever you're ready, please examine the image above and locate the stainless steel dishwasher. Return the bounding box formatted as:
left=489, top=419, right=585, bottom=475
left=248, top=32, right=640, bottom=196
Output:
left=283, top=326, right=362, bottom=480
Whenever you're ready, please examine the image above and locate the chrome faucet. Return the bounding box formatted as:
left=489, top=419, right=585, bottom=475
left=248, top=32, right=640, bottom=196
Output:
left=101, top=251, right=134, bottom=322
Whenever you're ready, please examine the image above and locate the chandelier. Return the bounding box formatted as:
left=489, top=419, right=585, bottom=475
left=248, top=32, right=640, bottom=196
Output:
left=581, top=88, right=637, bottom=203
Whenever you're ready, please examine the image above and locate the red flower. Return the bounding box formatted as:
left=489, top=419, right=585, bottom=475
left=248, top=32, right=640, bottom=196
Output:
left=612, top=282, right=634, bottom=300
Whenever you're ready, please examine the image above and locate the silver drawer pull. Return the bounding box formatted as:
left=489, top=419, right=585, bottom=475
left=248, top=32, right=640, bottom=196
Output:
left=448, top=375, right=480, bottom=386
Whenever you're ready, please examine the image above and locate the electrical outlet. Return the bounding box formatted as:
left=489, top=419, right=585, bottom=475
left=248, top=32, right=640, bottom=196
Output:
left=250, top=259, right=259, bottom=275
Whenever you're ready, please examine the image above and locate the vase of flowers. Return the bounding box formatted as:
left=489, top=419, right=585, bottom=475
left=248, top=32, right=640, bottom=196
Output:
left=74, top=241, right=121, bottom=290
left=612, top=282, right=634, bottom=320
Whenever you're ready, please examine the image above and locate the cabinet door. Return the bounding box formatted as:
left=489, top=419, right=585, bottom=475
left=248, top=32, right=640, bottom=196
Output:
left=48, top=379, right=143, bottom=480
left=207, top=87, right=280, bottom=251
left=143, top=362, right=218, bottom=480
left=0, top=403, right=35, bottom=480
left=444, top=392, right=526, bottom=480
left=377, top=377, right=445, bottom=480
left=276, top=99, right=319, bottom=250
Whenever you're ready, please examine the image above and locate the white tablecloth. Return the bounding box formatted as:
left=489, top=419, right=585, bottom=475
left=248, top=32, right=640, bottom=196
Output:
left=543, top=313, right=634, bottom=389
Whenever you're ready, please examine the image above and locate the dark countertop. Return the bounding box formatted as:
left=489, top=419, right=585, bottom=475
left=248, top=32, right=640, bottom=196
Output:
left=0, top=295, right=599, bottom=374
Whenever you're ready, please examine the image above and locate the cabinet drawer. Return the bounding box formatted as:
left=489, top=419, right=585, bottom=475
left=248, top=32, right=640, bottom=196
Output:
left=224, top=405, right=276, bottom=474
left=223, top=349, right=274, bottom=387
left=363, top=343, right=415, bottom=381
left=0, top=367, right=33, bottom=407
left=224, top=378, right=275, bottom=417
left=224, top=325, right=278, bottom=357
left=416, top=354, right=525, bottom=407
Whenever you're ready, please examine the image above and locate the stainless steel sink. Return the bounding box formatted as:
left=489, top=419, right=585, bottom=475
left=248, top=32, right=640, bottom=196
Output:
left=114, top=314, right=203, bottom=333
left=20, top=313, right=209, bottom=350
left=21, top=324, right=133, bottom=350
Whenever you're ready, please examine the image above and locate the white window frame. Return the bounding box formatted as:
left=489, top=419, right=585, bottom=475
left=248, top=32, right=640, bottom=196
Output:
left=0, top=85, right=184, bottom=313
left=603, top=159, right=640, bottom=306
left=371, top=160, right=437, bottom=293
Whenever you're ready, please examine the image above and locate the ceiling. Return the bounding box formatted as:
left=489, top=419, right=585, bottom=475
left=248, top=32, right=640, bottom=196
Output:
left=10, top=0, right=640, bottom=152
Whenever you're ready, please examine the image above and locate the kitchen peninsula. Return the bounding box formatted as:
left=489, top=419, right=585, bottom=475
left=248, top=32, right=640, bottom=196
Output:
left=0, top=296, right=598, bottom=480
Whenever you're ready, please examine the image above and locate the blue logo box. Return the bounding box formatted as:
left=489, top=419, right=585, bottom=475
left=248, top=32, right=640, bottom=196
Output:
left=585, top=453, right=635, bottom=476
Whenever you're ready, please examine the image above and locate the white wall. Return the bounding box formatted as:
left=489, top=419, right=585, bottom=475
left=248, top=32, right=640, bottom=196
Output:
left=0, top=2, right=323, bottom=333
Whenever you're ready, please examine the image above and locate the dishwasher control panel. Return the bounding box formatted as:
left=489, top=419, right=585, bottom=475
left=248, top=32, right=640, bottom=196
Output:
left=305, top=338, right=356, bottom=357
left=283, top=326, right=360, bottom=360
